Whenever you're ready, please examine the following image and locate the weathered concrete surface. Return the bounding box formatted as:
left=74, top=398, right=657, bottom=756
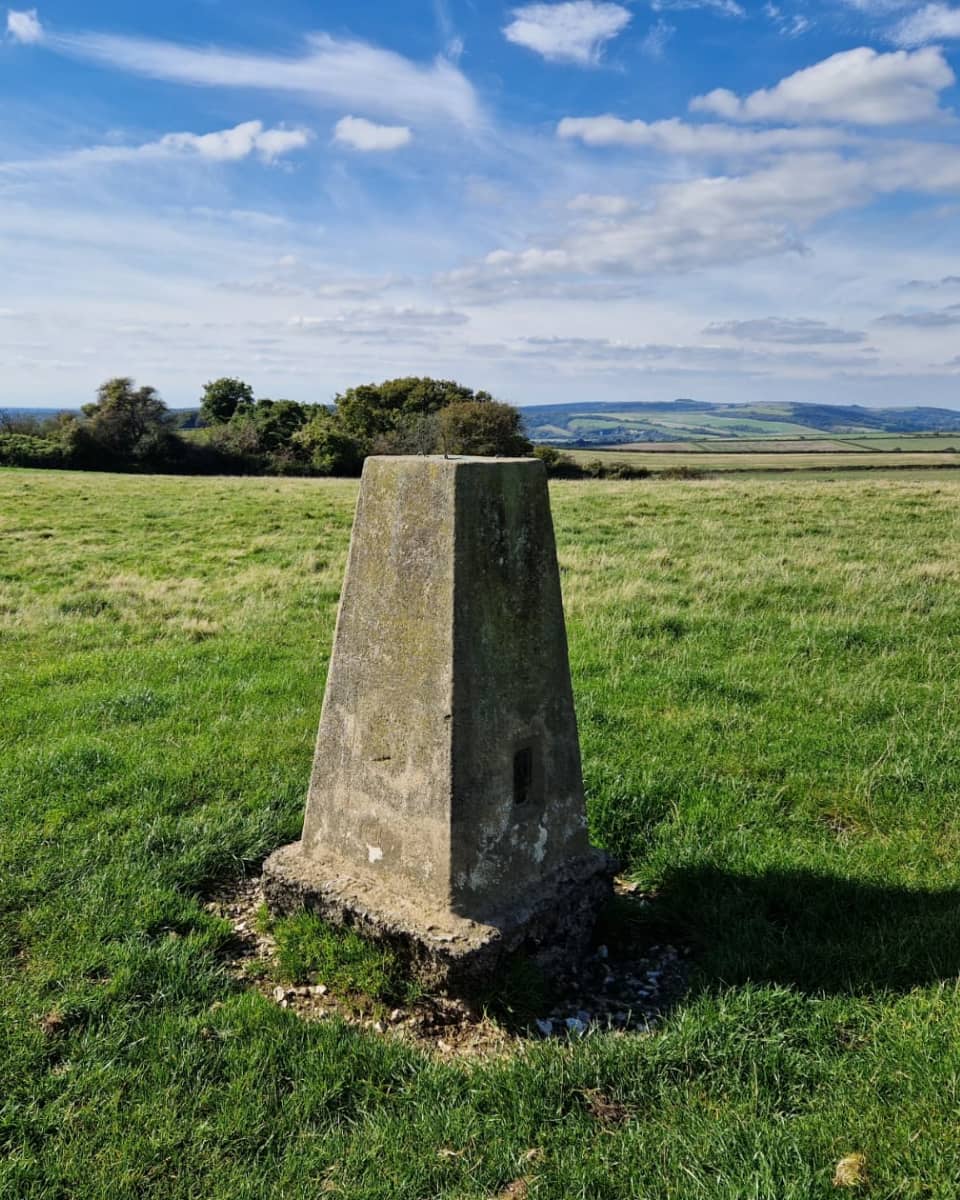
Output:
left=263, top=455, right=614, bottom=989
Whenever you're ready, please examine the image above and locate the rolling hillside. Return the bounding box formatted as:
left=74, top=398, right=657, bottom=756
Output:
left=523, top=400, right=960, bottom=446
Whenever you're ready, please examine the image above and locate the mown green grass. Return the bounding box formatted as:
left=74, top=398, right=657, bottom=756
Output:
left=4, top=467, right=960, bottom=1198
left=262, top=908, right=414, bottom=1005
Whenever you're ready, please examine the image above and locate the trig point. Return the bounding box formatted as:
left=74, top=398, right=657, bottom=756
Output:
left=263, top=455, right=614, bottom=989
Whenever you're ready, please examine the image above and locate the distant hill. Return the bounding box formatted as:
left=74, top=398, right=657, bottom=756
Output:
left=1, top=407, right=79, bottom=419
left=521, top=401, right=960, bottom=446
left=2, top=406, right=200, bottom=428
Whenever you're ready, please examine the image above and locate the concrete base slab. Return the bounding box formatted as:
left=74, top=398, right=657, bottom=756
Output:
left=263, top=841, right=617, bottom=993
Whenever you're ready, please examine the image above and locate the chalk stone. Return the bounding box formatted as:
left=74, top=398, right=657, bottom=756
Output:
left=263, top=456, right=614, bottom=990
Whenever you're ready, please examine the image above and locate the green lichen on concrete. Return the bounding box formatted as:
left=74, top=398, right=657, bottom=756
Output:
left=266, top=455, right=612, bottom=985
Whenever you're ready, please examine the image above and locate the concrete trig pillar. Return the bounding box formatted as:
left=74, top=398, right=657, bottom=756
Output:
left=264, top=456, right=613, bottom=988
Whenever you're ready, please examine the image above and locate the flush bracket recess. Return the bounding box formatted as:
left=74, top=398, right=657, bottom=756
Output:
left=513, top=738, right=544, bottom=815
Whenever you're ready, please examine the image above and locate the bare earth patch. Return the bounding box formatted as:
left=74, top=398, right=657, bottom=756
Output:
left=205, top=875, right=690, bottom=1060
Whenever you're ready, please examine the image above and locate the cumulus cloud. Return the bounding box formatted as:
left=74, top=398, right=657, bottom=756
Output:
left=0, top=121, right=312, bottom=171
left=690, top=46, right=954, bottom=125
left=446, top=139, right=960, bottom=282
left=892, top=4, right=960, bottom=45
left=161, top=121, right=311, bottom=162
left=704, top=317, right=868, bottom=344
left=502, top=1, right=631, bottom=64
left=42, top=28, right=481, bottom=129
left=333, top=116, right=412, bottom=151
left=558, top=114, right=849, bottom=154
left=6, top=7, right=43, bottom=43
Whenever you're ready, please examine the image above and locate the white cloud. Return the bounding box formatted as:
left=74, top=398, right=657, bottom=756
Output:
left=333, top=116, right=413, bottom=152
left=641, top=19, right=675, bottom=58
left=446, top=139, right=960, bottom=282
left=651, top=0, right=744, bottom=16
left=0, top=121, right=312, bottom=172
left=764, top=4, right=812, bottom=37
left=690, top=46, right=954, bottom=125
left=505, top=334, right=872, bottom=371
left=45, top=28, right=480, bottom=128
left=558, top=114, right=850, bottom=154
left=567, top=193, right=634, bottom=215
left=289, top=306, right=469, bottom=339
left=841, top=1, right=912, bottom=10
left=502, top=1, right=631, bottom=65
left=704, top=317, right=868, bottom=344
left=161, top=121, right=311, bottom=162
left=6, top=8, right=43, bottom=43
left=892, top=4, right=960, bottom=45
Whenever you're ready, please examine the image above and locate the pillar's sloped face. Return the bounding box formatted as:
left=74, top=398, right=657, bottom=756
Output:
left=301, top=458, right=456, bottom=903
left=300, top=456, right=590, bottom=919
left=450, top=462, right=590, bottom=916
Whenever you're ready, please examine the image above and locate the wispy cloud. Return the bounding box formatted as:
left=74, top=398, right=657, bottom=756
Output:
left=691, top=46, right=954, bottom=125
left=704, top=317, right=868, bottom=344
left=558, top=114, right=850, bottom=155
left=289, top=306, right=469, bottom=338
left=764, top=4, right=812, bottom=37
left=641, top=19, right=676, bottom=59
left=892, top=4, right=960, bottom=46
left=432, top=0, right=464, bottom=60
left=876, top=306, right=960, bottom=327
left=503, top=2, right=631, bottom=65
left=333, top=116, right=412, bottom=152
left=567, top=193, right=634, bottom=215
left=651, top=0, right=744, bottom=17
left=902, top=275, right=960, bottom=291
left=30, top=22, right=481, bottom=128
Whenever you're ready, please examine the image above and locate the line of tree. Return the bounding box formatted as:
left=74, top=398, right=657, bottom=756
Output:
left=0, top=375, right=535, bottom=476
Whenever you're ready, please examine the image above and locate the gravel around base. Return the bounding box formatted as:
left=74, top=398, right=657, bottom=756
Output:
left=205, top=875, right=691, bottom=1061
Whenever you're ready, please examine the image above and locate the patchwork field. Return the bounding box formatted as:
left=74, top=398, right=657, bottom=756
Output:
left=611, top=434, right=960, bottom=456
left=4, top=467, right=960, bottom=1198
left=568, top=447, right=960, bottom=473
left=524, top=400, right=960, bottom=447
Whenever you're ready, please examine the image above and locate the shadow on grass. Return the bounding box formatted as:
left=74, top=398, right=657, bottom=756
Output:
left=641, top=865, right=960, bottom=995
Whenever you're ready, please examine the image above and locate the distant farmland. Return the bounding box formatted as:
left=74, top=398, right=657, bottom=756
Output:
left=565, top=447, right=960, bottom=474
left=525, top=400, right=960, bottom=453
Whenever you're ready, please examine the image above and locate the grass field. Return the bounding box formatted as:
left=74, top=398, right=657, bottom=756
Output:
left=615, top=440, right=857, bottom=454
left=837, top=434, right=960, bottom=452
left=567, top=447, right=960, bottom=473
left=5, top=467, right=960, bottom=1198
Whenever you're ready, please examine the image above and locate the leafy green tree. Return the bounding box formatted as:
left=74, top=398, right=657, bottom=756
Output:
left=335, top=377, right=492, bottom=445
left=438, top=400, right=532, bottom=458
left=296, top=377, right=530, bottom=470
left=80, top=378, right=176, bottom=463
left=250, top=398, right=309, bottom=453
left=293, top=409, right=365, bottom=476
left=200, top=377, right=254, bottom=426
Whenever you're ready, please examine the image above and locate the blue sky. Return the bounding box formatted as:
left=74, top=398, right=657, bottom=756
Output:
left=3, top=1, right=960, bottom=409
